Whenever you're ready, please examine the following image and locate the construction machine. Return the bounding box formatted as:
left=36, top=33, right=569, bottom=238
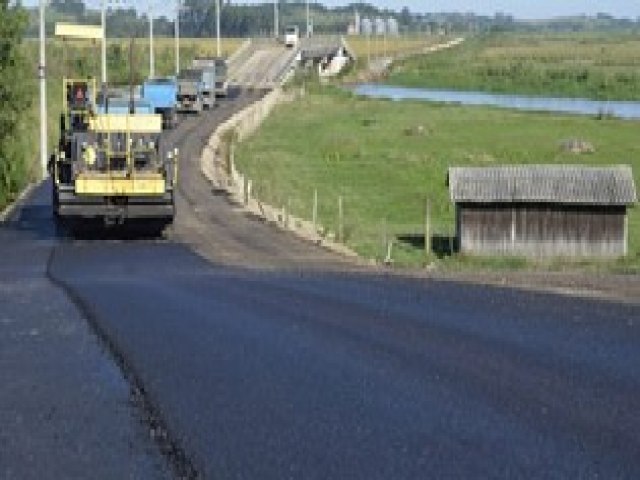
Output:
left=52, top=78, right=178, bottom=232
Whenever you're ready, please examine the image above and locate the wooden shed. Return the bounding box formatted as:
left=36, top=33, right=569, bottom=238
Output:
left=448, top=165, right=637, bottom=258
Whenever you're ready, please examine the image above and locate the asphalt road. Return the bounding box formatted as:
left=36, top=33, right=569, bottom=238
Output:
left=3, top=90, right=640, bottom=479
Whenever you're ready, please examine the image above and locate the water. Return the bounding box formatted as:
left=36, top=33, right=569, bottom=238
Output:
left=353, top=84, right=640, bottom=120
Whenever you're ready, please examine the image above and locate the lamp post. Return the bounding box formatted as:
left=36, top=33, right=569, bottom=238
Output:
left=175, top=0, right=181, bottom=75
left=149, top=5, right=155, bottom=78
left=306, top=0, right=310, bottom=38
left=215, top=0, right=221, bottom=57
left=101, top=0, right=107, bottom=86
left=274, top=0, right=279, bottom=39
left=39, top=0, right=47, bottom=178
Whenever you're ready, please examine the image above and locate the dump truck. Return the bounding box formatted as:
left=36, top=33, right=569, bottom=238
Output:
left=52, top=78, right=178, bottom=232
left=190, top=62, right=216, bottom=109
left=177, top=69, right=205, bottom=113
left=192, top=57, right=229, bottom=98
left=142, top=78, right=179, bottom=128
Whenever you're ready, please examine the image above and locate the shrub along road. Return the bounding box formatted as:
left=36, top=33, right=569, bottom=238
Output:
left=1, top=89, right=639, bottom=479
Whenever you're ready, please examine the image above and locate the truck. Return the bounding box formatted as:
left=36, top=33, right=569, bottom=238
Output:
left=192, top=57, right=229, bottom=98
left=176, top=69, right=205, bottom=113
left=141, top=78, right=179, bottom=129
left=190, top=62, right=216, bottom=109
left=284, top=25, right=299, bottom=48
left=52, top=78, right=178, bottom=233
left=97, top=96, right=155, bottom=115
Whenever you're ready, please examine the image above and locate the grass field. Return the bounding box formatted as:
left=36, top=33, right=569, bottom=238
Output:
left=235, top=86, right=640, bottom=271
left=389, top=33, right=640, bottom=101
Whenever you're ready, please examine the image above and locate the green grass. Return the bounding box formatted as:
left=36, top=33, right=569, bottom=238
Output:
left=235, top=86, right=640, bottom=271
left=389, top=32, right=640, bottom=101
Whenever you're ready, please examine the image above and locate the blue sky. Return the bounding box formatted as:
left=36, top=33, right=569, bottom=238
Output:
left=23, top=1, right=639, bottom=20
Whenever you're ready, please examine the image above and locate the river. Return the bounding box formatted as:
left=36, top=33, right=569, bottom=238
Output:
left=352, top=84, right=640, bottom=120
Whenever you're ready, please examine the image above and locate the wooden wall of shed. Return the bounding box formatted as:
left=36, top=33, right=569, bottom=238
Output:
left=458, top=204, right=627, bottom=258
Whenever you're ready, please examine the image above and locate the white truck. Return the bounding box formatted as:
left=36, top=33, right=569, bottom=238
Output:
left=284, top=25, right=299, bottom=48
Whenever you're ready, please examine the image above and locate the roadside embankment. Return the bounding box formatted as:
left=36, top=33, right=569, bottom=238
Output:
left=200, top=88, right=360, bottom=260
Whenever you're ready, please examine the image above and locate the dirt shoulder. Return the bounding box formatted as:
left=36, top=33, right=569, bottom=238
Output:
left=411, top=268, right=640, bottom=305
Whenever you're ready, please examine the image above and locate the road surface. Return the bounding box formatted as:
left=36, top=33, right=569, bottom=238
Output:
left=2, top=90, right=639, bottom=479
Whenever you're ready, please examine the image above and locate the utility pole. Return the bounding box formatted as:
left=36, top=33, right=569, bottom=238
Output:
left=101, top=0, right=107, bottom=86
left=149, top=5, right=155, bottom=78
left=39, top=0, right=47, bottom=178
left=274, top=0, right=279, bottom=39
left=175, top=0, right=181, bottom=75
left=215, top=0, right=221, bottom=57
left=306, top=0, right=310, bottom=38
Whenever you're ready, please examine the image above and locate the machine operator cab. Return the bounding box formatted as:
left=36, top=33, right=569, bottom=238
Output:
left=64, top=78, right=96, bottom=133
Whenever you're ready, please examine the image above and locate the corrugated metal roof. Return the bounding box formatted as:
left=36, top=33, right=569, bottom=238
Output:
left=448, top=165, right=637, bottom=205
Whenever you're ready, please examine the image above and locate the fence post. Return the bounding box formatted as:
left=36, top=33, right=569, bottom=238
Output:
left=243, top=177, right=249, bottom=206
left=338, top=195, right=344, bottom=242
left=424, top=198, right=431, bottom=258
left=312, top=188, right=318, bottom=233
left=285, top=198, right=291, bottom=229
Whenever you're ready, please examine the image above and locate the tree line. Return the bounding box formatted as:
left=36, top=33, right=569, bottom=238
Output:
left=23, top=1, right=640, bottom=40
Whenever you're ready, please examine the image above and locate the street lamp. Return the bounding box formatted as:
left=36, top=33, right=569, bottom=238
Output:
left=39, top=0, right=47, bottom=178
left=215, top=0, right=221, bottom=57
left=175, top=0, right=182, bottom=75
left=149, top=4, right=155, bottom=78
left=274, top=0, right=279, bottom=39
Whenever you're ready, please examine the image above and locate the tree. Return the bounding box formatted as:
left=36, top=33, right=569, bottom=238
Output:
left=0, top=1, right=32, bottom=204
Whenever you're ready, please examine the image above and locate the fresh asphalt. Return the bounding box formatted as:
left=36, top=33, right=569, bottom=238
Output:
left=2, top=89, right=639, bottom=479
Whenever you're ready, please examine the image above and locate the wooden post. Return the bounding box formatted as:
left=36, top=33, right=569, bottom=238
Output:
left=424, top=198, right=431, bottom=258
left=338, top=195, right=344, bottom=242
left=312, top=188, right=318, bottom=232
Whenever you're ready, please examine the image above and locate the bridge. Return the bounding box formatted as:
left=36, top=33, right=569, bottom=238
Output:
left=228, top=36, right=354, bottom=88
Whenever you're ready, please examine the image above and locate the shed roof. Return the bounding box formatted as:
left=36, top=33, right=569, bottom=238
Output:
left=299, top=36, right=356, bottom=61
left=448, top=165, right=637, bottom=205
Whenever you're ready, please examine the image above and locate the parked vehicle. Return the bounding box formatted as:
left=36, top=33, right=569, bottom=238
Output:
left=141, top=78, right=179, bottom=129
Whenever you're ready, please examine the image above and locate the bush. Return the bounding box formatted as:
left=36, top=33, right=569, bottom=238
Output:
left=0, top=2, right=32, bottom=209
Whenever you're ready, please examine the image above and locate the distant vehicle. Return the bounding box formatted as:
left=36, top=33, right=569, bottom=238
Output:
left=177, top=69, right=205, bottom=113
left=141, top=78, right=179, bottom=129
left=192, top=57, right=229, bottom=98
left=284, top=25, right=299, bottom=48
